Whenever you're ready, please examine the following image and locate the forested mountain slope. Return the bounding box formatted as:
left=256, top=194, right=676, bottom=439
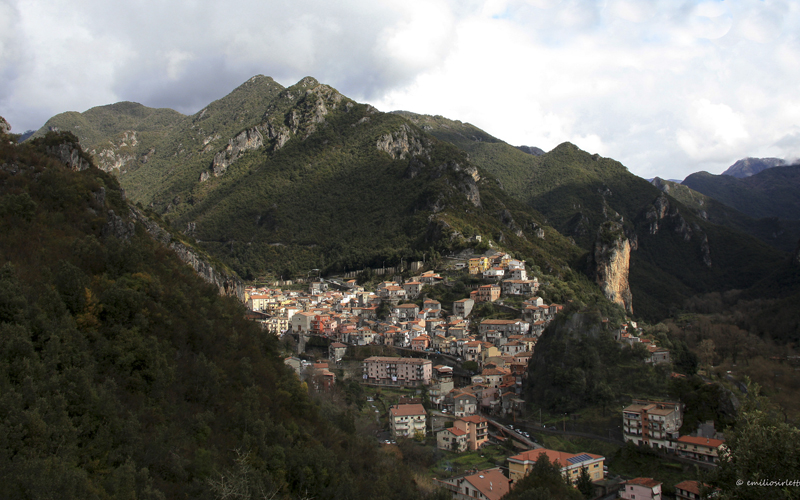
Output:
left=0, top=125, right=435, bottom=499
left=33, top=77, right=584, bottom=283
left=682, top=165, right=800, bottom=220
left=651, top=177, right=800, bottom=253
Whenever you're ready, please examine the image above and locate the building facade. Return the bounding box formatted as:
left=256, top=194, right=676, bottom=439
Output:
left=362, top=356, right=433, bottom=387
left=623, top=400, right=683, bottom=450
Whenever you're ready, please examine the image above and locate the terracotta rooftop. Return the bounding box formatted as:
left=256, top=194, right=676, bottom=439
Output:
left=626, top=477, right=662, bottom=488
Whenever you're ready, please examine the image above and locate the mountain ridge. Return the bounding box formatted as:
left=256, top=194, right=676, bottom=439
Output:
left=31, top=77, right=797, bottom=320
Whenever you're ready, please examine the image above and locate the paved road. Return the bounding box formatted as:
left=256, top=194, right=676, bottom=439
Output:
left=486, top=417, right=541, bottom=449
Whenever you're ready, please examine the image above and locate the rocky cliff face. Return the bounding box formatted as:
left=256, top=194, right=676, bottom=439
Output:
left=202, top=78, right=348, bottom=181
left=46, top=142, right=92, bottom=171
left=91, top=130, right=140, bottom=173
left=210, top=126, right=264, bottom=177
left=377, top=123, right=428, bottom=160
left=592, top=221, right=633, bottom=314
left=129, top=208, right=245, bottom=301
left=0, top=116, right=10, bottom=135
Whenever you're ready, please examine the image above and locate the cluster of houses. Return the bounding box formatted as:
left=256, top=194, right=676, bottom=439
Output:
left=614, top=322, right=672, bottom=365
left=263, top=256, right=722, bottom=499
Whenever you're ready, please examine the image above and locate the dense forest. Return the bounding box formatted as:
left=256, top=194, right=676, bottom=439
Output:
left=0, top=126, right=441, bottom=499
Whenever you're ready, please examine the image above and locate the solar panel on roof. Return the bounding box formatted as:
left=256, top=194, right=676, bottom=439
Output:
left=567, top=454, right=593, bottom=464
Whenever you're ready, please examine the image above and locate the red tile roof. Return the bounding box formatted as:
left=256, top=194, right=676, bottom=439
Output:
left=626, top=477, right=662, bottom=488
left=463, top=469, right=510, bottom=500
left=677, top=436, right=725, bottom=448
left=389, top=404, right=426, bottom=417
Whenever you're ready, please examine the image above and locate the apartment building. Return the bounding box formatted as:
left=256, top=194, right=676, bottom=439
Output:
left=623, top=400, right=683, bottom=450
left=362, top=356, right=432, bottom=387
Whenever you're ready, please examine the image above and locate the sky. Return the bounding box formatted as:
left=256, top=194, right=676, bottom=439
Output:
left=1, top=0, right=799, bottom=180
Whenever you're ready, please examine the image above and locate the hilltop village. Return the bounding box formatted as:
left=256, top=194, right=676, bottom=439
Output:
left=244, top=251, right=723, bottom=499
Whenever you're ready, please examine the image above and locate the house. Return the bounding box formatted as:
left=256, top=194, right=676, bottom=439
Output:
left=674, top=480, right=719, bottom=500
left=647, top=346, right=671, bottom=364
left=403, top=281, right=423, bottom=298
left=620, top=478, right=662, bottom=500
left=393, top=303, right=420, bottom=321
left=471, top=285, right=501, bottom=303
left=623, top=400, right=683, bottom=450
left=380, top=285, right=406, bottom=299
left=411, top=333, right=431, bottom=351
left=507, top=448, right=605, bottom=484
left=483, top=267, right=505, bottom=280
left=468, top=257, right=490, bottom=275
left=291, top=311, right=316, bottom=334
left=453, top=392, right=478, bottom=417
left=362, top=356, right=432, bottom=387
left=453, top=298, right=474, bottom=318
left=311, top=362, right=336, bottom=391
left=436, top=468, right=510, bottom=500
left=328, top=342, right=347, bottom=363
left=500, top=279, right=538, bottom=296
left=309, top=280, right=328, bottom=295
left=454, top=415, right=489, bottom=451
left=508, top=268, right=528, bottom=280
left=389, top=403, right=427, bottom=439
left=437, top=427, right=468, bottom=452
left=247, top=293, right=271, bottom=311
left=675, top=436, right=725, bottom=463
left=478, top=319, right=530, bottom=338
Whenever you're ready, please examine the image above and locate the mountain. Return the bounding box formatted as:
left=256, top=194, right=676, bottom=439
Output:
left=682, top=165, right=800, bottom=220
left=34, top=77, right=583, bottom=285
left=650, top=177, right=800, bottom=253
left=721, top=157, right=788, bottom=178
left=0, top=126, right=432, bottom=499
left=34, top=79, right=797, bottom=321
left=397, top=112, right=792, bottom=320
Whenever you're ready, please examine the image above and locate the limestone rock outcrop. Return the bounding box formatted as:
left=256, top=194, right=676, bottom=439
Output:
left=0, top=116, right=10, bottom=135
left=591, top=221, right=633, bottom=314
left=47, top=142, right=92, bottom=171
left=210, top=126, right=264, bottom=177
left=377, top=124, right=428, bottom=160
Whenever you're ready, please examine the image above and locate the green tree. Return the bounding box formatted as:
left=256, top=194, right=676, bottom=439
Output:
left=713, top=379, right=800, bottom=499
left=576, top=466, right=593, bottom=499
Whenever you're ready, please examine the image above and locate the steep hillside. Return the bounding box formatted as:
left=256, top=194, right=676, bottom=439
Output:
left=0, top=124, right=433, bottom=500
left=682, top=165, right=800, bottom=220
left=397, top=113, right=791, bottom=320
left=651, top=177, right=800, bottom=253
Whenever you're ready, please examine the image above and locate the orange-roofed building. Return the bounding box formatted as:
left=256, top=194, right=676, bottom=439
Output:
left=507, top=448, right=605, bottom=484
left=437, top=427, right=468, bottom=452
left=674, top=480, right=719, bottom=500
left=454, top=415, right=489, bottom=451
left=389, top=403, right=427, bottom=439
left=436, top=468, right=510, bottom=500
left=676, top=436, right=726, bottom=463
left=621, top=478, right=662, bottom=500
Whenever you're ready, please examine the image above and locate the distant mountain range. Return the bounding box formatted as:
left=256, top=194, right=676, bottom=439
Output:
left=682, top=165, right=800, bottom=221
left=31, top=76, right=799, bottom=321
left=721, top=157, right=793, bottom=178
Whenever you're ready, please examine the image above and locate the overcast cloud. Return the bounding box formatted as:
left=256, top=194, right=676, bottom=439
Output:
left=1, top=0, right=799, bottom=180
